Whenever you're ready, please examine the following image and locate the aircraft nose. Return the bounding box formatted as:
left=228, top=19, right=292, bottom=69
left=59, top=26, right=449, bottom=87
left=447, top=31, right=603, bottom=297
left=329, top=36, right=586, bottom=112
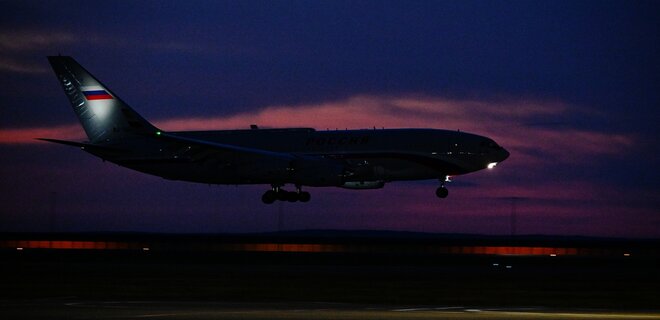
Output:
left=499, top=147, right=510, bottom=162
left=485, top=147, right=509, bottom=170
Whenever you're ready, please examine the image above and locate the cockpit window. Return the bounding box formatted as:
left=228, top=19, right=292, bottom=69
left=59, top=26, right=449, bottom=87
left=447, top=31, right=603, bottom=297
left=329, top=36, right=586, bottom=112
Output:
left=481, top=140, right=501, bottom=149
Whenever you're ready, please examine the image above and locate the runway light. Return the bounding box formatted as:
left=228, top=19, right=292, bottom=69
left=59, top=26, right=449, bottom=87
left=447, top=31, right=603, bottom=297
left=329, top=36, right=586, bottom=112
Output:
left=487, top=162, right=498, bottom=169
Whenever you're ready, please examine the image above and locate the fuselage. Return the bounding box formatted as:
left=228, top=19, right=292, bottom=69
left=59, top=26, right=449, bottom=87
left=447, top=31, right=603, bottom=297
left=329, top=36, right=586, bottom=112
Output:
left=97, top=128, right=509, bottom=187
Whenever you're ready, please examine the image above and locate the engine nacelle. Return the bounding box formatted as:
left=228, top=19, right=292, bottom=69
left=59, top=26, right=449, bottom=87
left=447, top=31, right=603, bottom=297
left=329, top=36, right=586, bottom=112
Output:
left=340, top=181, right=385, bottom=189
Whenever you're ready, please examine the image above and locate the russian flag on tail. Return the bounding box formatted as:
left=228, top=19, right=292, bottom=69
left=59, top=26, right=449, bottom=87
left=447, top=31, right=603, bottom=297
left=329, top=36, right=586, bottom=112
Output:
left=83, top=89, right=113, bottom=100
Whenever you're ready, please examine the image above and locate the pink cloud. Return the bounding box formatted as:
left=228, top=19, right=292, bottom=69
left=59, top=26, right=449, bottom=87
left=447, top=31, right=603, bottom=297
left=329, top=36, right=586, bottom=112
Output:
left=2, top=95, right=634, bottom=165
left=152, top=95, right=633, bottom=163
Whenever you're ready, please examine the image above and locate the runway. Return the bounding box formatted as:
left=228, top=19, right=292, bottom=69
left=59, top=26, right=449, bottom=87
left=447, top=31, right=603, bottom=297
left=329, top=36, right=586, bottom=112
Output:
left=2, top=299, right=659, bottom=319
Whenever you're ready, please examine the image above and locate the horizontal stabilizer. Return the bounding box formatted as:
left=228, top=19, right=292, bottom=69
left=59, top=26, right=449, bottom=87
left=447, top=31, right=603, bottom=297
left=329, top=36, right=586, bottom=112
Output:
left=37, top=138, right=121, bottom=152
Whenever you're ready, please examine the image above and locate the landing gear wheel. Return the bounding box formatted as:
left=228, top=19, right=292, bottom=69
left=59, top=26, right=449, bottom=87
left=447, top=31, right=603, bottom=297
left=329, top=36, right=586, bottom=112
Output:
left=435, top=187, right=449, bottom=198
left=286, top=191, right=299, bottom=202
left=277, top=190, right=289, bottom=201
left=298, top=191, right=311, bottom=203
left=262, top=190, right=277, bottom=204
left=261, top=185, right=312, bottom=204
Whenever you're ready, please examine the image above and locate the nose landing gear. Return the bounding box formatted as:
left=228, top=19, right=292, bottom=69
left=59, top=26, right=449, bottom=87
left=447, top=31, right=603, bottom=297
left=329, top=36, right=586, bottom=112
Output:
left=262, top=185, right=311, bottom=204
left=435, top=186, right=449, bottom=198
left=435, top=175, right=451, bottom=199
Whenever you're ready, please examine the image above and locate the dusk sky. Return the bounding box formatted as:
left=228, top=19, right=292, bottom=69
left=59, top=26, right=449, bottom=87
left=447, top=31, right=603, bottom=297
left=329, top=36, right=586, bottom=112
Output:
left=0, top=0, right=658, bottom=237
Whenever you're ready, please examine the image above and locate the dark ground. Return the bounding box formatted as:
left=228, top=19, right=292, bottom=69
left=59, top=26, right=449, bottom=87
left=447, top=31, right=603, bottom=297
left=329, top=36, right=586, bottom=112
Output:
left=0, top=233, right=658, bottom=319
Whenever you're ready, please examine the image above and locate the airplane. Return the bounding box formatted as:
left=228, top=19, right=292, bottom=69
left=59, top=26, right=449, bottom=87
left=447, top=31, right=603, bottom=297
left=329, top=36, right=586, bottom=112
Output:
left=41, top=56, right=509, bottom=204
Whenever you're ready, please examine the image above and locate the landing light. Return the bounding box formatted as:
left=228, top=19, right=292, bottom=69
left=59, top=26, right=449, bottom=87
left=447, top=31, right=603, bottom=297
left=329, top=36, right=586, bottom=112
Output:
left=487, top=162, right=498, bottom=169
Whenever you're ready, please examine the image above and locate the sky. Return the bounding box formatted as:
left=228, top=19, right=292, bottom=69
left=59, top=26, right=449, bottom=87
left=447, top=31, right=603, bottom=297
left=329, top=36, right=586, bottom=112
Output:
left=0, top=0, right=658, bottom=237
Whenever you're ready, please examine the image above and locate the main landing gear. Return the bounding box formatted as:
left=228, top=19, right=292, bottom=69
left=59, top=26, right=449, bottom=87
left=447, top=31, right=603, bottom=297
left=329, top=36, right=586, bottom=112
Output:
left=262, top=185, right=311, bottom=204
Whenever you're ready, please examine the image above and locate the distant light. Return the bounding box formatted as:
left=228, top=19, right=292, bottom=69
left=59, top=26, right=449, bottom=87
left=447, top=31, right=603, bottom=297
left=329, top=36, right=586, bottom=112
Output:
left=623, top=253, right=631, bottom=257
left=142, top=247, right=150, bottom=251
left=16, top=247, right=23, bottom=251
left=492, top=263, right=499, bottom=267
left=505, top=265, right=512, bottom=269
left=487, top=162, right=498, bottom=169
left=550, top=253, right=557, bottom=257
left=155, top=131, right=162, bottom=136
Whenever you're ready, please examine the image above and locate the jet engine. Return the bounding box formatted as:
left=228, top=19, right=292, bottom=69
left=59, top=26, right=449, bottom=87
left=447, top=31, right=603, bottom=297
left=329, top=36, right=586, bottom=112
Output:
left=340, top=181, right=385, bottom=189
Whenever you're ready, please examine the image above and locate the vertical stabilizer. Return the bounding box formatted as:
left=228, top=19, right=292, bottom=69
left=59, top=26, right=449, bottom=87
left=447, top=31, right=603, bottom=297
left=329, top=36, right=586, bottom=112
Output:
left=47, top=56, right=159, bottom=144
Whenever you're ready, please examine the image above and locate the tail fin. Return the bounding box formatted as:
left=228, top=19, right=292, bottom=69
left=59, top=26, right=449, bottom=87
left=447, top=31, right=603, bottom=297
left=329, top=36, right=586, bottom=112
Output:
left=47, top=56, right=159, bottom=144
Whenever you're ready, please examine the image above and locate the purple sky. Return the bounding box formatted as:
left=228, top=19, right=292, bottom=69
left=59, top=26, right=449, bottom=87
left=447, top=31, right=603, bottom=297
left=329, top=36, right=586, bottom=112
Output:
left=0, top=1, right=658, bottom=237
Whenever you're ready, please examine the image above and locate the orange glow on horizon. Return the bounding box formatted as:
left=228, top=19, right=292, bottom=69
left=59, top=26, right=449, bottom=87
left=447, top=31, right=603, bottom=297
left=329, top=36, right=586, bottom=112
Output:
left=0, top=240, right=144, bottom=250
left=0, top=239, right=637, bottom=257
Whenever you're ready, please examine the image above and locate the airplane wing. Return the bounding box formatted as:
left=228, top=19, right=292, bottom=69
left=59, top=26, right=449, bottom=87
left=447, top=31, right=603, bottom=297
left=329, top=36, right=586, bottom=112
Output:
left=157, top=132, right=296, bottom=162
left=38, top=134, right=301, bottom=166
left=37, top=138, right=123, bottom=152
